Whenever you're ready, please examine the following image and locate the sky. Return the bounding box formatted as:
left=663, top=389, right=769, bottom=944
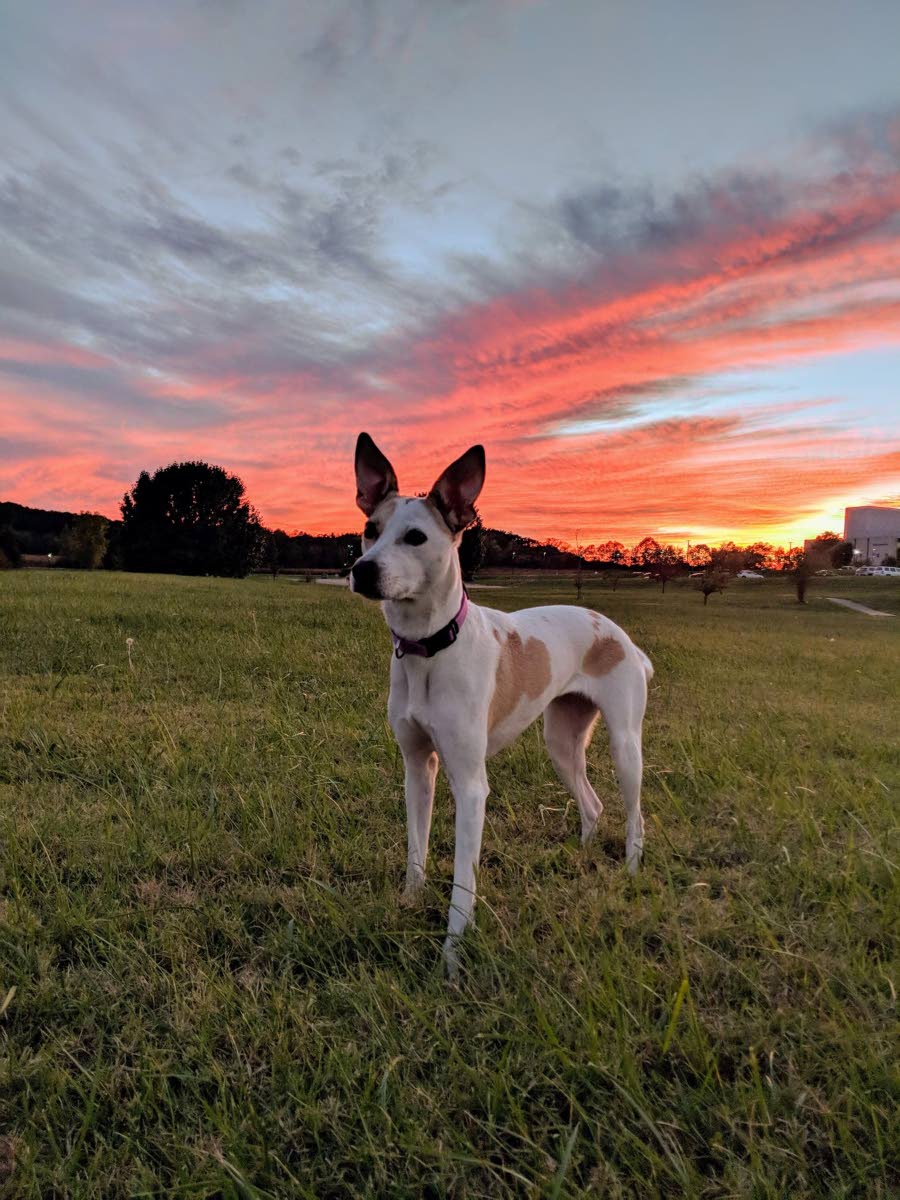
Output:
left=1, top=0, right=899, bottom=547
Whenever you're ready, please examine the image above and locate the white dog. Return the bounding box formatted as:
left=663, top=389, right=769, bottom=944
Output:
left=350, top=433, right=653, bottom=977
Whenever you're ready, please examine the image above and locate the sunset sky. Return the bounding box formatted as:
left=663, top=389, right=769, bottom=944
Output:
left=2, top=0, right=899, bottom=546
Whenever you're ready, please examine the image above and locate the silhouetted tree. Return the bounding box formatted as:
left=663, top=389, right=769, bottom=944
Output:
left=59, top=513, right=109, bottom=569
left=458, top=514, right=485, bottom=582
left=120, top=461, right=264, bottom=576
left=831, top=540, right=854, bottom=567
left=0, top=525, right=22, bottom=568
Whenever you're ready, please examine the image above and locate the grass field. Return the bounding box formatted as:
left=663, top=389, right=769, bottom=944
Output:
left=1, top=569, right=898, bottom=1198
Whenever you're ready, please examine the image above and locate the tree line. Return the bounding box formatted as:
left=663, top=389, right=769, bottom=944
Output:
left=1, top=460, right=860, bottom=579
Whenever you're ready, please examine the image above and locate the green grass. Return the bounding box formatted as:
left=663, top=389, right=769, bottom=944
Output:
left=1, top=570, right=898, bottom=1198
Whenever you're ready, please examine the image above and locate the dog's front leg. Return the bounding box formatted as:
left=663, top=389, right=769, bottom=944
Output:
left=440, top=748, right=490, bottom=981
left=401, top=744, right=438, bottom=904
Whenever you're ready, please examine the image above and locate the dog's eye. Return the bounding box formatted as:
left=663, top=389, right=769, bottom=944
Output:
left=403, top=528, right=427, bottom=546
left=363, top=521, right=378, bottom=540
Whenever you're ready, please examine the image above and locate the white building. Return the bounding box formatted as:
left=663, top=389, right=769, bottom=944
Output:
left=843, top=505, right=900, bottom=565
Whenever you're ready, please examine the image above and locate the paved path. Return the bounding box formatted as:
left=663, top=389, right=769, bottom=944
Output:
left=827, top=597, right=893, bottom=617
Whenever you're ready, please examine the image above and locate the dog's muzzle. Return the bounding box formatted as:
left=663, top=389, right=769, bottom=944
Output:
left=350, top=558, right=382, bottom=599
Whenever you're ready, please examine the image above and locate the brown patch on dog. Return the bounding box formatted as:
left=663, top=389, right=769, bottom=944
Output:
left=492, top=628, right=502, bottom=643
left=583, top=635, right=625, bottom=676
left=489, top=630, right=551, bottom=729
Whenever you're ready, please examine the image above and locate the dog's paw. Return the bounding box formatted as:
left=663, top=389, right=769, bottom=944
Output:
left=625, top=845, right=643, bottom=875
left=399, top=884, right=424, bottom=908
left=442, top=936, right=461, bottom=985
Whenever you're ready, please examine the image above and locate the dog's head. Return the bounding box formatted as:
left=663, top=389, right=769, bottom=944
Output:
left=350, top=432, right=485, bottom=602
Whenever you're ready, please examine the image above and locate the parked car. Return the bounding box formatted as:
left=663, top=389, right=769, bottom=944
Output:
left=873, top=566, right=900, bottom=577
left=736, top=570, right=764, bottom=579
left=856, top=566, right=878, bottom=576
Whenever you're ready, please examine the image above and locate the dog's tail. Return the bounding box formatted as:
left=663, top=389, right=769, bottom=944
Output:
left=637, top=647, right=654, bottom=682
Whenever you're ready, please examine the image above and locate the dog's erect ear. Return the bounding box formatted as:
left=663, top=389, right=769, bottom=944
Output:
left=355, top=432, right=399, bottom=516
left=428, top=445, right=486, bottom=534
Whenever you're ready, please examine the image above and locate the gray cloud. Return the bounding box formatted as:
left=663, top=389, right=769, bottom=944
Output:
left=0, top=357, right=230, bottom=428
left=559, top=172, right=794, bottom=258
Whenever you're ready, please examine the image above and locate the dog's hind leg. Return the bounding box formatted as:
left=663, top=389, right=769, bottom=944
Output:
left=595, top=679, right=648, bottom=874
left=607, top=724, right=644, bottom=873
left=543, top=693, right=603, bottom=845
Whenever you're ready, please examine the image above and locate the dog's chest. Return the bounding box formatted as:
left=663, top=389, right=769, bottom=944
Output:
left=389, top=654, right=471, bottom=729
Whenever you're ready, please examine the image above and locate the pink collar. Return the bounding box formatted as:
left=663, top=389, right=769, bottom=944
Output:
left=390, top=590, right=469, bottom=659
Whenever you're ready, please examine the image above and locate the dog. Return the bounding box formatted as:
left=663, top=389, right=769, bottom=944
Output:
left=350, top=432, right=653, bottom=977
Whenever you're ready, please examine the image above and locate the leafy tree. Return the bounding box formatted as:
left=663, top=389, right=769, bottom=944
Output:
left=694, top=568, right=729, bottom=605
left=102, top=521, right=124, bottom=570
left=458, top=514, right=485, bottom=582
left=651, top=545, right=684, bottom=593
left=120, top=461, right=264, bottom=577
left=0, top=525, right=22, bottom=568
left=266, top=529, right=293, bottom=579
left=801, top=531, right=851, bottom=572
left=59, top=514, right=109, bottom=569
left=686, top=543, right=712, bottom=569
left=572, top=530, right=585, bottom=601
left=770, top=545, right=802, bottom=572
left=793, top=554, right=812, bottom=603
left=744, top=542, right=774, bottom=571
left=710, top=541, right=745, bottom=574
left=631, top=536, right=662, bottom=568
left=595, top=540, right=628, bottom=566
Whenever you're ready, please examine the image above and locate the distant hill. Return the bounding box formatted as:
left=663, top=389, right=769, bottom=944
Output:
left=0, top=500, right=112, bottom=556
left=1, top=499, right=671, bottom=574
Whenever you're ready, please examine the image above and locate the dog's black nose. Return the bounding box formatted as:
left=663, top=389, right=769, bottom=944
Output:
left=351, top=558, right=382, bottom=599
